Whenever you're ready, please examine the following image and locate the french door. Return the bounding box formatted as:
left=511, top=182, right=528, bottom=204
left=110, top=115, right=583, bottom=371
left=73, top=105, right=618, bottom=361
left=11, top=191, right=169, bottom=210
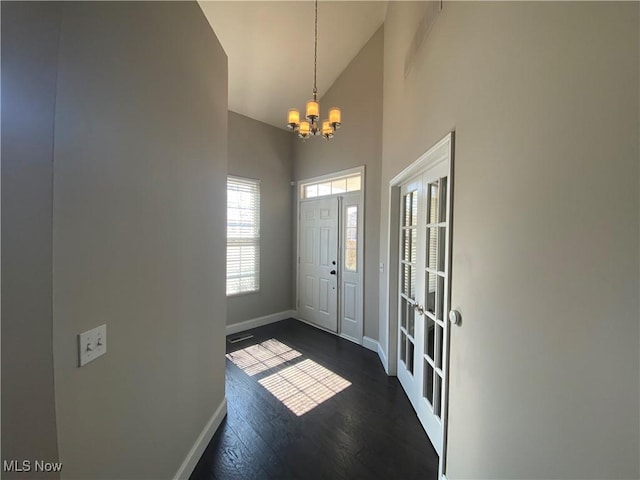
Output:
left=397, top=157, right=452, bottom=460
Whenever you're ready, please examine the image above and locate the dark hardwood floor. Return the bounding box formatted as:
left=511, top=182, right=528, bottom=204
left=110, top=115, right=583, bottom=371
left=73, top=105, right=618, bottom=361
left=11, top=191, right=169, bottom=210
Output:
left=190, top=319, right=438, bottom=480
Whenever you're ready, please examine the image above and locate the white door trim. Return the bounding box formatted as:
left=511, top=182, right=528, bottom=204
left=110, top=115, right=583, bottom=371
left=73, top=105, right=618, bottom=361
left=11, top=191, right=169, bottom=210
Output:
left=384, top=132, right=454, bottom=479
left=390, top=134, right=453, bottom=186
left=295, top=166, right=365, bottom=345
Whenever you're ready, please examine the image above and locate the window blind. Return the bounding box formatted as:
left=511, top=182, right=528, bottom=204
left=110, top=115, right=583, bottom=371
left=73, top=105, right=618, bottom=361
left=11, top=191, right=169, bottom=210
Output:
left=227, top=176, right=260, bottom=295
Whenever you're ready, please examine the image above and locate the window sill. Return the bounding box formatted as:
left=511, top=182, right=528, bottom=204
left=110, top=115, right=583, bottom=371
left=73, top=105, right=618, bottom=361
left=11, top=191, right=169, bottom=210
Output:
left=226, top=290, right=260, bottom=298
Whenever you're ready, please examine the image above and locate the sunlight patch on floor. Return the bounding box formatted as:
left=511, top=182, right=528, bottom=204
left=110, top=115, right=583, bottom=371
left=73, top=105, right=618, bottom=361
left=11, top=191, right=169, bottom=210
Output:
left=258, top=358, right=351, bottom=416
left=226, top=338, right=301, bottom=376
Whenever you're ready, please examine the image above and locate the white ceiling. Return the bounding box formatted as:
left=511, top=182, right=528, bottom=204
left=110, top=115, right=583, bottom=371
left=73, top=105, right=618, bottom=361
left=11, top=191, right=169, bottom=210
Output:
left=198, top=1, right=387, bottom=130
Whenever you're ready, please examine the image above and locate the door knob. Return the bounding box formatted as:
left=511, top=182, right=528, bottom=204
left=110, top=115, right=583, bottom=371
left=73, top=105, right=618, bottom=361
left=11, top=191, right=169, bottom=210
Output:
left=413, top=303, right=425, bottom=316
left=330, top=270, right=336, bottom=275
left=449, top=309, right=462, bottom=325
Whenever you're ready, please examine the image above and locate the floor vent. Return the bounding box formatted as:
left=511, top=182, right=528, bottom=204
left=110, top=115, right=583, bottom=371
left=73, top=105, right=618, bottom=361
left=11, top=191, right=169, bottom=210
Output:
left=227, top=333, right=254, bottom=344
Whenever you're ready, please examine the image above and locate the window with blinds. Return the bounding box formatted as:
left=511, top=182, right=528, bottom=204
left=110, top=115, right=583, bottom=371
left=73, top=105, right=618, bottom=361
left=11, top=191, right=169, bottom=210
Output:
left=227, top=176, right=260, bottom=296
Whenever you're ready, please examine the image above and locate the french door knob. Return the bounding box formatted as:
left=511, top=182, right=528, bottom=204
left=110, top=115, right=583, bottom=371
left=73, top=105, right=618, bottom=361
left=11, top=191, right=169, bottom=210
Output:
left=413, top=303, right=425, bottom=316
left=330, top=270, right=337, bottom=275
left=449, top=309, right=462, bottom=325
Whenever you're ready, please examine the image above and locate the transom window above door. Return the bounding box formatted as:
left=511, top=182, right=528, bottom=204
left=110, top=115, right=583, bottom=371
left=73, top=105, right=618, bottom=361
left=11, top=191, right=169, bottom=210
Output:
left=300, top=173, right=361, bottom=199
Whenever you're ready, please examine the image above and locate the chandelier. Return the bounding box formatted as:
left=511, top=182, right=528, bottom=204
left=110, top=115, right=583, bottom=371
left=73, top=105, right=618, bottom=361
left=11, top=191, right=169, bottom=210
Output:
left=286, top=0, right=341, bottom=139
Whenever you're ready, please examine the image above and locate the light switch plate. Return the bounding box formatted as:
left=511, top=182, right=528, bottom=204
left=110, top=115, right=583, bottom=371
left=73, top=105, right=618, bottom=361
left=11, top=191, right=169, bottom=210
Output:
left=78, top=324, right=107, bottom=367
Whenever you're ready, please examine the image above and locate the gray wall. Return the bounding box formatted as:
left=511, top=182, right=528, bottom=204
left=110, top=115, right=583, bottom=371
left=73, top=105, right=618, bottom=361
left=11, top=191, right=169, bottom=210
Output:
left=227, top=111, right=294, bottom=325
left=294, top=26, right=384, bottom=340
left=50, top=2, right=228, bottom=478
left=380, top=2, right=639, bottom=478
left=1, top=2, right=61, bottom=477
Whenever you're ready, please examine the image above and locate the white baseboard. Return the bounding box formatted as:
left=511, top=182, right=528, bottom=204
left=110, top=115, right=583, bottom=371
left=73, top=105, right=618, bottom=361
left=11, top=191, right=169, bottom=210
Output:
left=173, top=397, right=227, bottom=480
left=362, top=336, right=379, bottom=353
left=226, top=310, right=296, bottom=336
left=378, top=342, right=389, bottom=374
left=362, top=336, right=390, bottom=374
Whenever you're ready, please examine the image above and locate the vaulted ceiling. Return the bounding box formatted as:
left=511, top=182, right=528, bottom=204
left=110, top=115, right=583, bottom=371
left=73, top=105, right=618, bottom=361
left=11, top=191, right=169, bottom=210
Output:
left=198, top=1, right=387, bottom=130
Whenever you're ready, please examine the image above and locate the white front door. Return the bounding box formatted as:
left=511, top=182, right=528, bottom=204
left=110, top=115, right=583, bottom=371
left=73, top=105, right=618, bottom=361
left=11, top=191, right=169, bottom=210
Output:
left=299, top=197, right=339, bottom=332
left=397, top=154, right=452, bottom=461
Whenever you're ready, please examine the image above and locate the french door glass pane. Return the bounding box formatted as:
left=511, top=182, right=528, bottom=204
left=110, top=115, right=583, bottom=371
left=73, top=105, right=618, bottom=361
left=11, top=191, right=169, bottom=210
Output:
left=428, top=182, right=439, bottom=225
left=403, top=230, right=409, bottom=261
left=437, top=226, right=446, bottom=272
left=436, top=275, right=444, bottom=321
left=426, top=272, right=436, bottom=314
left=409, top=266, right=415, bottom=299
left=404, top=191, right=419, bottom=227
left=435, top=324, right=443, bottom=369
left=424, top=361, right=434, bottom=406
left=402, top=264, right=409, bottom=296
left=426, top=316, right=435, bottom=360
left=403, top=194, right=411, bottom=227
left=403, top=229, right=416, bottom=263
left=401, top=298, right=408, bottom=330
left=407, top=340, right=414, bottom=374
left=408, top=308, right=415, bottom=338
left=434, top=374, right=442, bottom=418
left=427, top=227, right=437, bottom=270
left=402, top=263, right=416, bottom=300
left=439, top=177, right=448, bottom=223
left=401, top=332, right=407, bottom=364
left=411, top=229, right=417, bottom=263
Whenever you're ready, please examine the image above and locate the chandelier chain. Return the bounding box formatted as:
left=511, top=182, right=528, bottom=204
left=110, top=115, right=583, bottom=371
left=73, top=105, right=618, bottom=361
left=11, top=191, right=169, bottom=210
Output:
left=313, top=0, right=318, bottom=96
